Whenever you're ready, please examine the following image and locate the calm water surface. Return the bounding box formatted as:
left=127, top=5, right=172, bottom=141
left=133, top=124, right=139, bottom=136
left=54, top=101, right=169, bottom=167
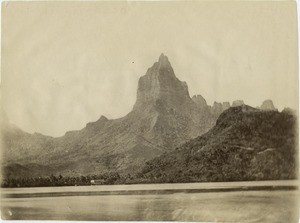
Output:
left=1, top=181, right=299, bottom=222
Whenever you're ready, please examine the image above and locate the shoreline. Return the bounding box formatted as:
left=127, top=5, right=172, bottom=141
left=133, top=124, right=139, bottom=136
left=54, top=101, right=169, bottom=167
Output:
left=3, top=183, right=298, bottom=199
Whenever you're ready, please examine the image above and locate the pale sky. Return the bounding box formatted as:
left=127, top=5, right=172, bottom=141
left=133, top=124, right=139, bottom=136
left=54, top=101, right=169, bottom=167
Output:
left=1, top=1, right=298, bottom=137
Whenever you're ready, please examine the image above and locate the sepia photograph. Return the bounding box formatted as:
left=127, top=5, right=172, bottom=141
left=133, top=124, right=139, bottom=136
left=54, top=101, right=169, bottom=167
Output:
left=0, top=1, right=299, bottom=222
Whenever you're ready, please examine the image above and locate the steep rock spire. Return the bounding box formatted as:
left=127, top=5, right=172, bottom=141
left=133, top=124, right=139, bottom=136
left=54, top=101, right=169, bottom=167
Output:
left=133, top=54, right=191, bottom=112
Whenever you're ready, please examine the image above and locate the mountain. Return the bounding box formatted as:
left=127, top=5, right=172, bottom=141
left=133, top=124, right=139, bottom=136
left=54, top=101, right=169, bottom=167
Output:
left=139, top=105, right=297, bottom=182
left=192, top=95, right=208, bottom=109
left=1, top=54, right=218, bottom=178
left=232, top=100, right=245, bottom=107
left=1, top=54, right=284, bottom=179
left=0, top=117, right=55, bottom=178
left=260, top=99, right=277, bottom=111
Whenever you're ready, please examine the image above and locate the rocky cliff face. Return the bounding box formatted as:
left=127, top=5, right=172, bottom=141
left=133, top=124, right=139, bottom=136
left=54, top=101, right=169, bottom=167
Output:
left=133, top=54, right=192, bottom=113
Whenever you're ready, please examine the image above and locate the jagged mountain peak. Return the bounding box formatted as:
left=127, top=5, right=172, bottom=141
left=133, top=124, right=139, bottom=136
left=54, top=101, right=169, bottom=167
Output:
left=260, top=99, right=276, bottom=111
left=222, top=102, right=230, bottom=110
left=133, top=54, right=191, bottom=112
left=192, top=95, right=207, bottom=108
left=97, top=115, right=109, bottom=122
left=146, top=53, right=175, bottom=78
left=158, top=53, right=169, bottom=64
left=232, top=100, right=245, bottom=107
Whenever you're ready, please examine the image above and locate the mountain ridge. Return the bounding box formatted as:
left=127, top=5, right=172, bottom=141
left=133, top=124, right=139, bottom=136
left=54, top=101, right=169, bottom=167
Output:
left=138, top=105, right=297, bottom=182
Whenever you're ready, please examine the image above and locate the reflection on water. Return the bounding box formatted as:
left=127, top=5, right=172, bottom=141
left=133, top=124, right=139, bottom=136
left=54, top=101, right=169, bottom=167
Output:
left=1, top=182, right=299, bottom=222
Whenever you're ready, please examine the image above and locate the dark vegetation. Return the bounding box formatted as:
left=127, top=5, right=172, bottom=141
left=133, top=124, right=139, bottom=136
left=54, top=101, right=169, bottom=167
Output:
left=2, top=106, right=298, bottom=188
left=138, top=106, right=298, bottom=183
left=1, top=172, right=128, bottom=188
left=1, top=172, right=166, bottom=187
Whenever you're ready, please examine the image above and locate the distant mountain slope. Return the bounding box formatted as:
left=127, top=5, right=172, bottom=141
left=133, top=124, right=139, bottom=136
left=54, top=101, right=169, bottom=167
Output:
left=139, top=105, right=297, bottom=182
left=0, top=118, right=53, bottom=164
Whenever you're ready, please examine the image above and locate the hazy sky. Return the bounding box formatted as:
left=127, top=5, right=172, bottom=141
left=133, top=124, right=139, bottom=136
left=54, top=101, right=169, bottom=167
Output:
left=2, top=1, right=298, bottom=137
